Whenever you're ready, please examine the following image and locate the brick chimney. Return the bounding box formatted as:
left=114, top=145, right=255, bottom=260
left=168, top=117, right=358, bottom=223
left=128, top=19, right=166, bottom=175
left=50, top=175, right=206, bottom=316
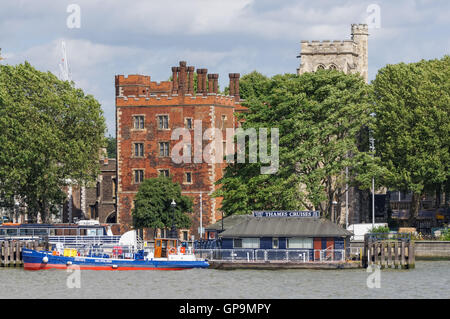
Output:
left=212, top=74, right=219, bottom=93
left=171, top=66, right=179, bottom=94
left=229, top=73, right=240, bottom=100
left=187, top=66, right=195, bottom=95
left=207, top=74, right=214, bottom=94
left=178, top=61, right=187, bottom=94
left=196, top=69, right=208, bottom=95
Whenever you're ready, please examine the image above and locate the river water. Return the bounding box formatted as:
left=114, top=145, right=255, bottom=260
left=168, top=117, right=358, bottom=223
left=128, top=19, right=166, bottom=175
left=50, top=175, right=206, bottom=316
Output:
left=0, top=261, right=449, bottom=299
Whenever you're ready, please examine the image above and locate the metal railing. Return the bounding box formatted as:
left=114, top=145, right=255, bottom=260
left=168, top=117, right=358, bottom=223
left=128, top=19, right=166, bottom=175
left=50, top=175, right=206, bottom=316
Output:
left=194, top=249, right=345, bottom=263
left=48, top=235, right=121, bottom=246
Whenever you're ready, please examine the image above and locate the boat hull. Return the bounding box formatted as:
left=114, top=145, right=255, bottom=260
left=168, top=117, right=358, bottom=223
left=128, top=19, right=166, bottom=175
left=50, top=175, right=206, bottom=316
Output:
left=22, top=249, right=209, bottom=271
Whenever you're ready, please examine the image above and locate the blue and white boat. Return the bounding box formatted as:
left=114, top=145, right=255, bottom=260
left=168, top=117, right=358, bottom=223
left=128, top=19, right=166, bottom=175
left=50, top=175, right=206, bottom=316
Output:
left=22, top=237, right=209, bottom=271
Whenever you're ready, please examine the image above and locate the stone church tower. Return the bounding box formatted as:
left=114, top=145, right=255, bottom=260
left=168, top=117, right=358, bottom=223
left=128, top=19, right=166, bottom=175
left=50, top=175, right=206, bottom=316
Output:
left=297, top=24, right=369, bottom=83
left=297, top=24, right=372, bottom=225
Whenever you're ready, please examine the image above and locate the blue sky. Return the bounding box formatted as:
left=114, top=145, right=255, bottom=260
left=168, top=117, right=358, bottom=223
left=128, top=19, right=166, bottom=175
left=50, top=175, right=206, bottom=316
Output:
left=1, top=0, right=449, bottom=136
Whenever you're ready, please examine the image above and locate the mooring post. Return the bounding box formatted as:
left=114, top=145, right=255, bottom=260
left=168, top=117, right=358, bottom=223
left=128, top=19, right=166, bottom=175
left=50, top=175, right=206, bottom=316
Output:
left=380, top=242, right=385, bottom=269
left=363, top=234, right=368, bottom=268
left=408, top=240, right=415, bottom=269
left=373, top=242, right=378, bottom=265
left=10, top=241, right=15, bottom=266
left=401, top=241, right=406, bottom=269
left=394, top=241, right=399, bottom=269
left=5, top=241, right=10, bottom=267
left=15, top=241, right=19, bottom=266
left=387, top=242, right=392, bottom=268
left=0, top=241, right=3, bottom=267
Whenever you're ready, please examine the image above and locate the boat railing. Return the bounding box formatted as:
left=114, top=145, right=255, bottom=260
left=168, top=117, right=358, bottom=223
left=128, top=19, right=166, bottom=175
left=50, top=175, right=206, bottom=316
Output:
left=193, top=249, right=346, bottom=263
left=48, top=235, right=121, bottom=246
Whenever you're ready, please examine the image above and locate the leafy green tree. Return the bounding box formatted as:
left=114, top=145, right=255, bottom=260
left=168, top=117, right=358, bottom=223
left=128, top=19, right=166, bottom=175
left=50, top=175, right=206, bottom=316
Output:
left=0, top=62, right=106, bottom=222
left=372, top=56, right=450, bottom=225
left=132, top=177, right=192, bottom=234
left=106, top=135, right=116, bottom=158
left=215, top=70, right=381, bottom=219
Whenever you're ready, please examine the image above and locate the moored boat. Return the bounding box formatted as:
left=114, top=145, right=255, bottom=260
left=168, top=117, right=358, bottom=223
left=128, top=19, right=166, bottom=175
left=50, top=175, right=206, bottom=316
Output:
left=22, top=238, right=209, bottom=271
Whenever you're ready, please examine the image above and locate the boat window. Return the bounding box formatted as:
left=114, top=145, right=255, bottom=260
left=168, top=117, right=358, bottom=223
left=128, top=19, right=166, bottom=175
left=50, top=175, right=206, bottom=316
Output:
left=156, top=240, right=161, bottom=247
left=162, top=241, right=167, bottom=248
left=49, top=229, right=56, bottom=236
left=97, top=229, right=103, bottom=236
left=79, top=229, right=87, bottom=236
left=233, top=238, right=242, bottom=248
left=6, top=229, right=18, bottom=236
left=34, top=228, right=49, bottom=236
left=0, top=229, right=5, bottom=236
left=20, top=229, right=33, bottom=236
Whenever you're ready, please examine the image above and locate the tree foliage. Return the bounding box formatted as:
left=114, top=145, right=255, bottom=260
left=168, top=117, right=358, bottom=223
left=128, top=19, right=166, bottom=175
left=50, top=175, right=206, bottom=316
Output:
left=106, top=135, right=116, bottom=159
left=132, top=177, right=192, bottom=231
left=372, top=56, right=450, bottom=224
left=215, top=70, right=381, bottom=220
left=0, top=62, right=106, bottom=222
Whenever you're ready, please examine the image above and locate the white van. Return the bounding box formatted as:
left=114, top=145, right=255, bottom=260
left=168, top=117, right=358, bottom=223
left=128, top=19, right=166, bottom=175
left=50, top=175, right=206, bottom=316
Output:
left=347, top=223, right=388, bottom=241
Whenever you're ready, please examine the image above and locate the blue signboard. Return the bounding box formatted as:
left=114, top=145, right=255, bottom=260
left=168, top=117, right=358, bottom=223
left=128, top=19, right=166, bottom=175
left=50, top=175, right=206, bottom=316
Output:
left=252, top=211, right=320, bottom=218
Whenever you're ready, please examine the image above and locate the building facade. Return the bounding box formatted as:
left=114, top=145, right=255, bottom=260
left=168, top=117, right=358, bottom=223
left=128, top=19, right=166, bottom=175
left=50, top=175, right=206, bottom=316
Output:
left=298, top=24, right=369, bottom=83
left=115, top=61, right=246, bottom=238
left=62, top=157, right=117, bottom=225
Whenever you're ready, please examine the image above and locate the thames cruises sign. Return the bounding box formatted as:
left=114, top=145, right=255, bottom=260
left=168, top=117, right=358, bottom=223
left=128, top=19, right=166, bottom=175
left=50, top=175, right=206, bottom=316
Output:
left=252, top=211, right=320, bottom=218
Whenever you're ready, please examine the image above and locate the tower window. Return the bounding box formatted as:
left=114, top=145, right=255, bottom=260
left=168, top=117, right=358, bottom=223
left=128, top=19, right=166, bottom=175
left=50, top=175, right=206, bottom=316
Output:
left=158, top=115, right=169, bottom=130
left=134, top=170, right=144, bottom=184
left=159, top=142, right=170, bottom=157
left=133, top=116, right=145, bottom=129
left=133, top=143, right=144, bottom=157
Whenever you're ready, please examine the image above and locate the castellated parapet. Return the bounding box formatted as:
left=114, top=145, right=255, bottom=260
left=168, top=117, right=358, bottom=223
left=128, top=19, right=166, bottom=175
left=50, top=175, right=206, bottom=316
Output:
left=298, top=24, right=369, bottom=83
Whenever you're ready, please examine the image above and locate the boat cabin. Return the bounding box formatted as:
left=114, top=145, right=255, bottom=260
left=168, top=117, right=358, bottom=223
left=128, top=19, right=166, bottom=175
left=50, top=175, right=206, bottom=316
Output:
left=154, top=238, right=179, bottom=258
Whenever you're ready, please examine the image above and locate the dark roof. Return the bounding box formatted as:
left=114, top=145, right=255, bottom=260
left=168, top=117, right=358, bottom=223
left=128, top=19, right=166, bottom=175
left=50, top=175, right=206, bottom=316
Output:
left=219, top=217, right=353, bottom=238
left=206, top=215, right=253, bottom=232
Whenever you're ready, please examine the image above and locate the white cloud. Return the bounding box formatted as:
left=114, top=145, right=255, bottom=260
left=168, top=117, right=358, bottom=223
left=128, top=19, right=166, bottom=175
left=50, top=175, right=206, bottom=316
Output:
left=1, top=0, right=449, bottom=135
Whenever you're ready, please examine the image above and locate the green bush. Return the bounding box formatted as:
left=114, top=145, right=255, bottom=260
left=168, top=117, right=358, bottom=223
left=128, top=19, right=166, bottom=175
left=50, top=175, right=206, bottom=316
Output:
left=440, top=229, right=450, bottom=241
left=369, top=226, right=390, bottom=234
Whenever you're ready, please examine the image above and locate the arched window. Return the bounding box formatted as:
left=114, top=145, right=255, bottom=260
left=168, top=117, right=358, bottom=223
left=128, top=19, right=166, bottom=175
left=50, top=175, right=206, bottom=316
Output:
left=328, top=64, right=338, bottom=70
left=316, top=64, right=325, bottom=71
left=106, top=211, right=116, bottom=224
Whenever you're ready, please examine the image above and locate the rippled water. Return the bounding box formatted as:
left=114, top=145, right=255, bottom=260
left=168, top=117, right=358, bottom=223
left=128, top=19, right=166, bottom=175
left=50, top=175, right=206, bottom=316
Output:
left=1, top=261, right=449, bottom=299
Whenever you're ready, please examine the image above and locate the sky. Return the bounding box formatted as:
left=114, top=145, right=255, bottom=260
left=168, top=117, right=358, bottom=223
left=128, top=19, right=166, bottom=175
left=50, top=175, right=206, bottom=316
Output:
left=1, top=0, right=449, bottom=136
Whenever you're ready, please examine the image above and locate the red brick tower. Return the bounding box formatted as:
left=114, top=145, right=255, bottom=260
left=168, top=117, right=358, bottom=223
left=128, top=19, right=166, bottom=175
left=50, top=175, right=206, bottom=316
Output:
left=115, top=61, right=246, bottom=239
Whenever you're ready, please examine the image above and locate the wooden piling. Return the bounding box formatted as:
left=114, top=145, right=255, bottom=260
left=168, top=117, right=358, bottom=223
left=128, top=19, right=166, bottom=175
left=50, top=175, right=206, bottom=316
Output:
left=394, top=241, right=399, bottom=269
left=408, top=241, right=415, bottom=269
left=373, top=243, right=378, bottom=265
left=0, top=241, right=4, bottom=266
left=380, top=242, right=385, bottom=269
left=387, top=242, right=393, bottom=268
left=401, top=241, right=406, bottom=269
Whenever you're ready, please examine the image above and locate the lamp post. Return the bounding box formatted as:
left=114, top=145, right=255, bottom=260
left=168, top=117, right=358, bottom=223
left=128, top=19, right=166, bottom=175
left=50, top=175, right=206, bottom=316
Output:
left=169, top=199, right=177, bottom=239
left=369, top=112, right=376, bottom=229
